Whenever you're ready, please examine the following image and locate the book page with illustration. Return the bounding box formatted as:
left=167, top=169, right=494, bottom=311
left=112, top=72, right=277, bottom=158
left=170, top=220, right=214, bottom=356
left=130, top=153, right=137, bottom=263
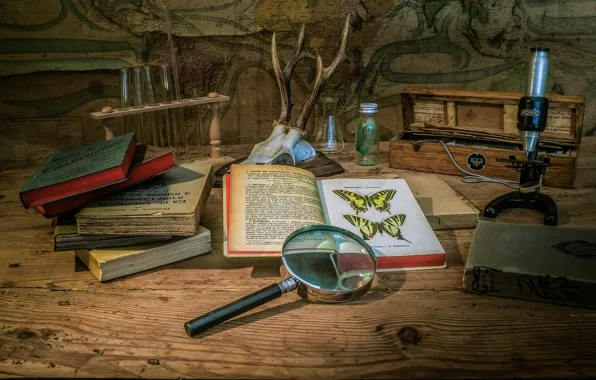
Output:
left=317, top=178, right=445, bottom=270
left=227, top=165, right=325, bottom=254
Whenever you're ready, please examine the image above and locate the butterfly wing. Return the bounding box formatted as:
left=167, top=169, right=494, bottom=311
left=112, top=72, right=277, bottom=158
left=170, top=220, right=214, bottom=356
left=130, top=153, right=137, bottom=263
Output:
left=379, top=214, right=410, bottom=243
left=369, top=190, right=396, bottom=213
left=333, top=190, right=369, bottom=214
left=343, top=215, right=378, bottom=240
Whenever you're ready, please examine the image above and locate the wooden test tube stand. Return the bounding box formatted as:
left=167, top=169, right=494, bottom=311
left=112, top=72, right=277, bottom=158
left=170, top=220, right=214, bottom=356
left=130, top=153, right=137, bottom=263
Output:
left=90, top=94, right=229, bottom=160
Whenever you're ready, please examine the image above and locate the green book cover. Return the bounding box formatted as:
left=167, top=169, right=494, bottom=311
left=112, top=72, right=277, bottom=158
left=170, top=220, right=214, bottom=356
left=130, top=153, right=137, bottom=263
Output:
left=21, top=133, right=135, bottom=193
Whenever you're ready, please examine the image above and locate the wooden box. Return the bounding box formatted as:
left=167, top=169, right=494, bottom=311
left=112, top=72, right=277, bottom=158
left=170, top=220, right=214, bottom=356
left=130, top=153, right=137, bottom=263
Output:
left=389, top=88, right=584, bottom=188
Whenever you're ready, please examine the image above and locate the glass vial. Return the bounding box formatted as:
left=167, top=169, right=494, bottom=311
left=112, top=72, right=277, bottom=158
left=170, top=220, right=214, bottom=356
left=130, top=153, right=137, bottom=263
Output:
left=159, top=64, right=175, bottom=148
left=119, top=68, right=132, bottom=135
left=314, top=97, right=344, bottom=154
left=355, top=103, right=380, bottom=166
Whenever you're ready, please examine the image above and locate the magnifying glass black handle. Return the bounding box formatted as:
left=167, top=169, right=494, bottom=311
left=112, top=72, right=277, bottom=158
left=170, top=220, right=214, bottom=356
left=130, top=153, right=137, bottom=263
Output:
left=184, top=278, right=297, bottom=337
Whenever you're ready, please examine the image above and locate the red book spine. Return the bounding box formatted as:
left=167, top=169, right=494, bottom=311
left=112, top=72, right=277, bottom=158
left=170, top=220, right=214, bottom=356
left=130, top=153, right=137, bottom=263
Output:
left=21, top=137, right=137, bottom=208
left=35, top=151, right=175, bottom=218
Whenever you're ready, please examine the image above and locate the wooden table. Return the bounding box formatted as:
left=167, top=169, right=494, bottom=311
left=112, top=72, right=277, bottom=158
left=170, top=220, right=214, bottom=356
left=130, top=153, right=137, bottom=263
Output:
left=1, top=143, right=596, bottom=378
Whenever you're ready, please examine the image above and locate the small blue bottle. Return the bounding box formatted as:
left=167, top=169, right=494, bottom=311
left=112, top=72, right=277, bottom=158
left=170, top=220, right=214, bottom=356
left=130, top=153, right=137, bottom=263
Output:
left=355, top=103, right=380, bottom=166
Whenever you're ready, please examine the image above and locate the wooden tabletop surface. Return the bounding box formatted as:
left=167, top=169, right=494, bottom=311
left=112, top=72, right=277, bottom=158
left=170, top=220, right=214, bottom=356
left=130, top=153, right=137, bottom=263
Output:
left=1, top=143, right=596, bottom=378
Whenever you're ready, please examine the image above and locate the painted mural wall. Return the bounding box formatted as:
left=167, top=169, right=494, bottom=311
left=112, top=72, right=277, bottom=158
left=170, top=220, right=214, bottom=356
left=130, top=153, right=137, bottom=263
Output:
left=1, top=0, right=596, bottom=153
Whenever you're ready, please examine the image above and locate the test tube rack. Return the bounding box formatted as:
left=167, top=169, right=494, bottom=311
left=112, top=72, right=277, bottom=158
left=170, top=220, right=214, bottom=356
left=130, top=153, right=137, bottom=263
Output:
left=91, top=94, right=229, bottom=159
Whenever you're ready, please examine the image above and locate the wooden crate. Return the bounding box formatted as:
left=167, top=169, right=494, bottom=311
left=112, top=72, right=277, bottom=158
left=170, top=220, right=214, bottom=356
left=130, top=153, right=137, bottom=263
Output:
left=389, top=88, right=584, bottom=188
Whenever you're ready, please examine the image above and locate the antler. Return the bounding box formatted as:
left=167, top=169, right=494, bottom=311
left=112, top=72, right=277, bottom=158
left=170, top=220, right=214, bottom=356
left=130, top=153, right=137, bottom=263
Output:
left=271, top=24, right=309, bottom=124
left=293, top=14, right=351, bottom=131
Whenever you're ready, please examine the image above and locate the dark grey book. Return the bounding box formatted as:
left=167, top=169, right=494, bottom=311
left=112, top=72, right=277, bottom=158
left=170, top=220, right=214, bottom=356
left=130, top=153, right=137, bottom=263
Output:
left=463, top=220, right=596, bottom=309
left=53, top=217, right=172, bottom=252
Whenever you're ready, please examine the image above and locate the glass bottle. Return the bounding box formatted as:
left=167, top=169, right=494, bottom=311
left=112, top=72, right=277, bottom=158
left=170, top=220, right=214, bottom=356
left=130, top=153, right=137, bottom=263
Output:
left=313, top=97, right=344, bottom=154
left=355, top=103, right=380, bottom=166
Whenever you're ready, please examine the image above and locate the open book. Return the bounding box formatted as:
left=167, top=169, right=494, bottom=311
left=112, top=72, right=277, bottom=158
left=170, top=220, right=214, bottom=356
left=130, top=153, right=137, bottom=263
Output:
left=224, top=165, right=445, bottom=271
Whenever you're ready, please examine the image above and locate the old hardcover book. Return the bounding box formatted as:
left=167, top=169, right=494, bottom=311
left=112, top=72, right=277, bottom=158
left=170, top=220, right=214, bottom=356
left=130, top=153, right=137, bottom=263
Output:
left=399, top=172, right=478, bottom=230
left=463, top=220, right=596, bottom=309
left=76, top=162, right=214, bottom=236
left=34, top=145, right=176, bottom=218
left=20, top=132, right=136, bottom=208
left=54, top=224, right=172, bottom=252
left=223, top=164, right=445, bottom=271
left=75, top=226, right=211, bottom=282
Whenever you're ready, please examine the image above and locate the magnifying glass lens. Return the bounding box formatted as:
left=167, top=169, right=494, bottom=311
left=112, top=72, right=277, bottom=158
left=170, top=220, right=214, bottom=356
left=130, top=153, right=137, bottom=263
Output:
left=282, top=228, right=376, bottom=293
left=185, top=225, right=377, bottom=337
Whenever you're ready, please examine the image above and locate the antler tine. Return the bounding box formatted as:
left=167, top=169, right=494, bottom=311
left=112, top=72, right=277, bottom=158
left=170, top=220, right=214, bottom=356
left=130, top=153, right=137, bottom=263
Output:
left=271, top=24, right=309, bottom=124
left=271, top=32, right=289, bottom=124
left=294, top=14, right=351, bottom=131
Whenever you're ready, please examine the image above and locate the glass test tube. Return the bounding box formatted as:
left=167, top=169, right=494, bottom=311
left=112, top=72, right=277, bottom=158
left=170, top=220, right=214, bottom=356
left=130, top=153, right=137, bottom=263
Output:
left=144, top=65, right=160, bottom=146
left=118, top=67, right=137, bottom=134
left=160, top=64, right=175, bottom=149
left=132, top=66, right=145, bottom=142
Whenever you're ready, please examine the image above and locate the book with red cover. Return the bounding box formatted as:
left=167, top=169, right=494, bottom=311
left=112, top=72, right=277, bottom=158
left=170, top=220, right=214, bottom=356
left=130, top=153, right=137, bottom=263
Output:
left=223, top=165, right=446, bottom=272
left=20, top=133, right=137, bottom=209
left=34, top=145, right=176, bottom=218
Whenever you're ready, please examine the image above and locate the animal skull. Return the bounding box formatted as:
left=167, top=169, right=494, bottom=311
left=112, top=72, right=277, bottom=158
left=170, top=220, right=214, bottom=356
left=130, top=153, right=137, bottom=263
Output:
left=241, top=15, right=351, bottom=165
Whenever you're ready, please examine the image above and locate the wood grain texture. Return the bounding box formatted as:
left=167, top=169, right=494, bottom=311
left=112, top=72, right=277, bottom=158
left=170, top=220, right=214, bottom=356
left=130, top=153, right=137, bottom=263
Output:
left=401, top=88, right=582, bottom=145
left=576, top=136, right=596, bottom=188
left=90, top=96, right=230, bottom=120
left=402, top=88, right=585, bottom=104
left=389, top=139, right=577, bottom=188
left=2, top=288, right=596, bottom=378
left=1, top=143, right=596, bottom=378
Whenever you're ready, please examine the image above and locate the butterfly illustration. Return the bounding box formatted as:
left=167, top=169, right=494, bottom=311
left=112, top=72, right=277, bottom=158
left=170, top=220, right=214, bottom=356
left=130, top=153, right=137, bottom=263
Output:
left=343, top=214, right=411, bottom=243
left=333, top=190, right=396, bottom=214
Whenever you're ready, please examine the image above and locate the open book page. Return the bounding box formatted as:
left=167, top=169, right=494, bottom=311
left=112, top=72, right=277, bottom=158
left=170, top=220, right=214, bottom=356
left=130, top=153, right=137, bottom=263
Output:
left=316, top=178, right=445, bottom=270
left=229, top=165, right=325, bottom=253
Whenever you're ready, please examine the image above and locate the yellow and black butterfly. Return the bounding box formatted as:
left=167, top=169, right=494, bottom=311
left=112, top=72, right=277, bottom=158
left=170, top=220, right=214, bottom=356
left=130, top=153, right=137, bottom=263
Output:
left=343, top=214, right=411, bottom=243
left=333, top=190, right=396, bottom=214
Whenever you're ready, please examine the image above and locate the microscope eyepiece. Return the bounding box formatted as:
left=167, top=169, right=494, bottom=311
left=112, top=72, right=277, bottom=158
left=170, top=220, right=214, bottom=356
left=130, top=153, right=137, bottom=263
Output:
left=518, top=47, right=550, bottom=155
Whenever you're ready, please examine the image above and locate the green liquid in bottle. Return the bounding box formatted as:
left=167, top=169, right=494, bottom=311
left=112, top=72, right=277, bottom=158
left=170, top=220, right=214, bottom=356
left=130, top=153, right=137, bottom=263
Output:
left=355, top=105, right=380, bottom=166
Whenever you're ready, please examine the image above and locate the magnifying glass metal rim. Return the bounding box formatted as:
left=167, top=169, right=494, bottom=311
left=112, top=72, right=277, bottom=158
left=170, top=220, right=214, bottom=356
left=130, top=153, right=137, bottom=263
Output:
left=281, top=224, right=378, bottom=295
left=184, top=224, right=378, bottom=337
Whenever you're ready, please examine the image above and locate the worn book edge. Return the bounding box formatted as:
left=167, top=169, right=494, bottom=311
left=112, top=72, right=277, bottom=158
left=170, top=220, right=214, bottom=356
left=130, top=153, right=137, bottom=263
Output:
left=21, top=132, right=135, bottom=193
left=76, top=226, right=211, bottom=282
left=463, top=266, right=596, bottom=309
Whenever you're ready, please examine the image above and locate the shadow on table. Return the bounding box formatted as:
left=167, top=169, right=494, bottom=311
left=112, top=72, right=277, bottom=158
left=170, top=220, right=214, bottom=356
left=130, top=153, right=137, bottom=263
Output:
left=190, top=283, right=395, bottom=339
left=191, top=299, right=308, bottom=339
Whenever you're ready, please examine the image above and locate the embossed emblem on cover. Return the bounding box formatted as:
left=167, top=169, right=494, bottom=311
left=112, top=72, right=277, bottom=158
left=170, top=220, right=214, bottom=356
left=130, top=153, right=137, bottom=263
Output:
left=553, top=240, right=596, bottom=259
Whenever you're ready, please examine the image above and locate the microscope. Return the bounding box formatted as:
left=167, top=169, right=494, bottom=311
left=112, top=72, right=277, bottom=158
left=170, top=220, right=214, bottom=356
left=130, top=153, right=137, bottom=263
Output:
left=484, top=47, right=558, bottom=226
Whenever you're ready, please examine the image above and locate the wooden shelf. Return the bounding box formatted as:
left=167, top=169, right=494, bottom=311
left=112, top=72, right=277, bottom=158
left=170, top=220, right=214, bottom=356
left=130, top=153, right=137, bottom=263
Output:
left=90, top=95, right=230, bottom=120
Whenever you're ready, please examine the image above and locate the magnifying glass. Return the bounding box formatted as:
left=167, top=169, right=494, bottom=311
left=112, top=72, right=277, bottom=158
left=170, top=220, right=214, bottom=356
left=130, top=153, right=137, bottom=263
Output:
left=184, top=225, right=377, bottom=337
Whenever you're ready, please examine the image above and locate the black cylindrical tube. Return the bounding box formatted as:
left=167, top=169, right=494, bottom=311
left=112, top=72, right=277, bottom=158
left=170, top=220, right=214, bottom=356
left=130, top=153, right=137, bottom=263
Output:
left=518, top=47, right=550, bottom=154
left=184, top=283, right=283, bottom=337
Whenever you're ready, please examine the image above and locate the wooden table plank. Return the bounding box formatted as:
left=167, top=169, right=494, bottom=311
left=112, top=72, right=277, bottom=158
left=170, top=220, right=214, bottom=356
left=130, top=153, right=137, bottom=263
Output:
left=0, top=227, right=470, bottom=291
left=1, top=142, right=596, bottom=378
left=1, top=288, right=596, bottom=378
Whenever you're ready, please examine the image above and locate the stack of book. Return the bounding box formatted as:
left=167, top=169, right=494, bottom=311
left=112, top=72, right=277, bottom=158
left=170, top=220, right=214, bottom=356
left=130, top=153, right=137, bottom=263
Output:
left=20, top=133, right=215, bottom=282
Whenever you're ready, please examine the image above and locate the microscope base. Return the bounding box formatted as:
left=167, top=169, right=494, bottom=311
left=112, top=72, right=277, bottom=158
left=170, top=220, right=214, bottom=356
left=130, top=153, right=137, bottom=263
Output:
left=484, top=191, right=558, bottom=226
